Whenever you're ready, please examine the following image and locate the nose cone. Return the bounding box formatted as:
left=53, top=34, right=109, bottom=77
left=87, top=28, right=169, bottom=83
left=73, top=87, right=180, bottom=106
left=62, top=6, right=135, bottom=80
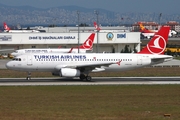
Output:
left=6, top=61, right=13, bottom=69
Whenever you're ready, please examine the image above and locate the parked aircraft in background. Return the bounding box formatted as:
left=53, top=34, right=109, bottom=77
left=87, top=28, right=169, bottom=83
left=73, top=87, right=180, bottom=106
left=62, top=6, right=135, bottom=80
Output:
left=139, top=22, right=157, bottom=33
left=6, top=26, right=172, bottom=81
left=0, top=49, right=14, bottom=52
left=94, top=22, right=101, bottom=31
left=3, top=22, right=40, bottom=33
left=0, top=49, right=15, bottom=58
left=11, top=33, right=95, bottom=57
left=139, top=22, right=177, bottom=39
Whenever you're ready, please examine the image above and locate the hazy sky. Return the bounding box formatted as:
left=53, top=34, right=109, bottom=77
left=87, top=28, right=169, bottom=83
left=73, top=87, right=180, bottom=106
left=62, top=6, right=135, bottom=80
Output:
left=0, top=0, right=179, bottom=14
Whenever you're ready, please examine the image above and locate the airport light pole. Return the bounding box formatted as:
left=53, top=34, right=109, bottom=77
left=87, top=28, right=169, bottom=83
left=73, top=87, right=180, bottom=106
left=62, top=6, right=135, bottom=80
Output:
left=94, top=10, right=99, bottom=53
left=159, top=13, right=162, bottom=26
left=77, top=11, right=80, bottom=53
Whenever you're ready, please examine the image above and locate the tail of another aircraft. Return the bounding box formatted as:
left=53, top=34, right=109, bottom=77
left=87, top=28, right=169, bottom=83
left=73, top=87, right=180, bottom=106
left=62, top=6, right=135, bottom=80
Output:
left=3, top=22, right=11, bottom=31
left=139, top=22, right=146, bottom=32
left=68, top=33, right=95, bottom=53
left=138, top=26, right=170, bottom=55
left=79, top=33, right=95, bottom=49
left=94, top=22, right=100, bottom=31
left=139, top=22, right=154, bottom=33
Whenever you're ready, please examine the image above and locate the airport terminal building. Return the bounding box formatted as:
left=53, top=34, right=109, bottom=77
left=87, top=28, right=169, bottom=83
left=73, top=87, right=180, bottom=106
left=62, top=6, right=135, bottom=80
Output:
left=0, top=27, right=141, bottom=54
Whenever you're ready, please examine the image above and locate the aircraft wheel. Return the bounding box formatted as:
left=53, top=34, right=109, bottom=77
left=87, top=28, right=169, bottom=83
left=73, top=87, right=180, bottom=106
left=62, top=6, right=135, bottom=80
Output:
left=86, top=76, right=92, bottom=81
left=26, top=72, right=31, bottom=80
left=26, top=77, right=31, bottom=80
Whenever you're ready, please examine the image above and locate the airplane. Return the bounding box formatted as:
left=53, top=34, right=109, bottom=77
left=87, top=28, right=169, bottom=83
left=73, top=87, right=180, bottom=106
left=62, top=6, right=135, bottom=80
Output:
left=3, top=22, right=40, bottom=33
left=139, top=22, right=157, bottom=33
left=138, top=22, right=177, bottom=39
left=94, top=22, right=101, bottom=31
left=0, top=49, right=14, bottom=52
left=6, top=26, right=172, bottom=81
left=11, top=33, right=95, bottom=57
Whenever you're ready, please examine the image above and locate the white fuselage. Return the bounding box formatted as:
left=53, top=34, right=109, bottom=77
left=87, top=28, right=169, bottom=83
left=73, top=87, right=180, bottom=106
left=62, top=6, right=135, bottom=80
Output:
left=0, top=49, right=14, bottom=52
left=141, top=33, right=155, bottom=39
left=11, top=49, right=88, bottom=57
left=142, top=30, right=177, bottom=39
left=4, top=30, right=40, bottom=33
left=6, top=53, right=172, bottom=73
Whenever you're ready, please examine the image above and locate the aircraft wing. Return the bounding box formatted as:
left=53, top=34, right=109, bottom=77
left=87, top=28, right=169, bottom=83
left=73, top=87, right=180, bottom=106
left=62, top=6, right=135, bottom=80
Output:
left=76, top=62, right=116, bottom=69
left=55, top=61, right=120, bottom=72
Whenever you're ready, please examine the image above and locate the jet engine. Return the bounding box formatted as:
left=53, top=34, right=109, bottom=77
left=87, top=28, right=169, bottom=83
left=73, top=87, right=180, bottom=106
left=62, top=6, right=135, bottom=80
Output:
left=59, top=68, right=80, bottom=77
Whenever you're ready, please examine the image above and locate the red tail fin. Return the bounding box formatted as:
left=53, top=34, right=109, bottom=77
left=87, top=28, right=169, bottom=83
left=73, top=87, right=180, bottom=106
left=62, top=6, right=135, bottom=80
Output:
left=79, top=33, right=95, bottom=49
left=3, top=22, right=10, bottom=31
left=138, top=22, right=145, bottom=32
left=94, top=22, right=100, bottom=31
left=138, top=26, right=170, bottom=55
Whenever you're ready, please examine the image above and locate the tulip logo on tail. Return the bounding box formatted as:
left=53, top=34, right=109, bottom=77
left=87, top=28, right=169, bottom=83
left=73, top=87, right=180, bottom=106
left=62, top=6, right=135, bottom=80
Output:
left=147, top=35, right=166, bottom=54
left=82, top=39, right=93, bottom=49
left=79, top=33, right=95, bottom=49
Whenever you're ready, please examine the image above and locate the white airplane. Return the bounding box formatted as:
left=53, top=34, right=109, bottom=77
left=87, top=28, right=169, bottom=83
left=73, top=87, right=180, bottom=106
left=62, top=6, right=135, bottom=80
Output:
left=0, top=49, right=14, bottom=52
left=3, top=22, right=40, bottom=33
left=6, top=26, right=172, bottom=81
left=139, top=23, right=177, bottom=39
left=141, top=31, right=176, bottom=39
left=11, top=33, right=95, bottom=57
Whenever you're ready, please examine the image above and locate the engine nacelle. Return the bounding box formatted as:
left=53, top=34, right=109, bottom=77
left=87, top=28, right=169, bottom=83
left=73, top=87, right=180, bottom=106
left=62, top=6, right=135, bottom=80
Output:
left=59, top=68, right=80, bottom=77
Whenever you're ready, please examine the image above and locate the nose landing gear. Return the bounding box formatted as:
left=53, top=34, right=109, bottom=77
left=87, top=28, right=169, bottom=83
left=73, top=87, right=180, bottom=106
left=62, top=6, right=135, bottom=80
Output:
left=26, top=72, right=31, bottom=80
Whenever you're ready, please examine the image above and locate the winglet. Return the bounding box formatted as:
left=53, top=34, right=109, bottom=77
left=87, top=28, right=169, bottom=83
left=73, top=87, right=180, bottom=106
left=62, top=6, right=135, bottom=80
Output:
left=138, top=26, right=170, bottom=55
left=68, top=47, right=74, bottom=53
left=79, top=33, right=95, bottom=49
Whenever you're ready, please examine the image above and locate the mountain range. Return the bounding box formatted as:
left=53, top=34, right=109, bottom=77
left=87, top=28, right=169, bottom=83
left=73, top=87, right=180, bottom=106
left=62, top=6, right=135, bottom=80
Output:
left=0, top=3, right=180, bottom=26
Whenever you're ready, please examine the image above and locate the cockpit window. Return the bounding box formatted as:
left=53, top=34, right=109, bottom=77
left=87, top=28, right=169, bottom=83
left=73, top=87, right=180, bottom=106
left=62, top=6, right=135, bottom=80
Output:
left=12, top=58, right=21, bottom=61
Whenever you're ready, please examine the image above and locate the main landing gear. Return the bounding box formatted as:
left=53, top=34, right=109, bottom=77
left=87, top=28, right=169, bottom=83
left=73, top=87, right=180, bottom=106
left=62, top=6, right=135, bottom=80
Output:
left=26, top=72, right=31, bottom=80
left=79, top=74, right=92, bottom=81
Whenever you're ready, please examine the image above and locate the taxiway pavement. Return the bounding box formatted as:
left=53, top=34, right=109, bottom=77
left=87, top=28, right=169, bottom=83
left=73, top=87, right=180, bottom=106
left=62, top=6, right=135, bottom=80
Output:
left=0, top=77, right=180, bottom=86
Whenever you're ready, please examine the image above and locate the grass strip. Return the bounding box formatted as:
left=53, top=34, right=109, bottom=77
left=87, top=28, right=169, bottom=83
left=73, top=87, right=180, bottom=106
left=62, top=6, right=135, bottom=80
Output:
left=0, top=85, right=179, bottom=120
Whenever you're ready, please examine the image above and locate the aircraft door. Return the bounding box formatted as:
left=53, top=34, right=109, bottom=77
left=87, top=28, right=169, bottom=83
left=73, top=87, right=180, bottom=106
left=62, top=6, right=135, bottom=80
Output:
left=27, top=55, right=33, bottom=66
left=137, top=56, right=142, bottom=65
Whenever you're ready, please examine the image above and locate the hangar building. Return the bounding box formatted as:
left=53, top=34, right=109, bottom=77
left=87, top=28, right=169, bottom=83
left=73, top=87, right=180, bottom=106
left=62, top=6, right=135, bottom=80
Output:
left=0, top=27, right=141, bottom=55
